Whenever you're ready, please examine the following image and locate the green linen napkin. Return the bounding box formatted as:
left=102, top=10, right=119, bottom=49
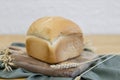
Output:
left=81, top=55, right=120, bottom=80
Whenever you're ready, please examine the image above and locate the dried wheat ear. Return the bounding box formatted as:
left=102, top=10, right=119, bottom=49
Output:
left=0, top=48, right=15, bottom=71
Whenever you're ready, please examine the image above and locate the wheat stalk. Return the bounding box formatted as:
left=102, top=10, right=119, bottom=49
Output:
left=0, top=48, right=15, bottom=71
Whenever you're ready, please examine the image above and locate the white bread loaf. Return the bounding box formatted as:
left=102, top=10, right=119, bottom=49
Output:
left=26, top=16, right=83, bottom=64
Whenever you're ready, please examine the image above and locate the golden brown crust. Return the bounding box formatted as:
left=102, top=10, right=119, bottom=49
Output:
left=27, top=16, right=82, bottom=42
left=26, top=16, right=83, bottom=64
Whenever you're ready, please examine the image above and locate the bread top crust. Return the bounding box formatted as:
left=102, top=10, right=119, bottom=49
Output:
left=27, top=16, right=82, bottom=42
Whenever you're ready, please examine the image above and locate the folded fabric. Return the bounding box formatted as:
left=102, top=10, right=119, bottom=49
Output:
left=0, top=68, right=72, bottom=80
left=0, top=43, right=120, bottom=80
left=81, top=55, right=120, bottom=80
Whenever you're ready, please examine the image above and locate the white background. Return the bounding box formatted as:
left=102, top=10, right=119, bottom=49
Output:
left=0, top=0, right=120, bottom=34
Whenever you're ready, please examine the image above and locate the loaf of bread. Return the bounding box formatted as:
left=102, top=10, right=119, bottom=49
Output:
left=26, top=16, right=83, bottom=64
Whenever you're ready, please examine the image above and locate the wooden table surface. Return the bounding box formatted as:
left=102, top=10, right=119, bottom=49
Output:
left=0, top=34, right=120, bottom=80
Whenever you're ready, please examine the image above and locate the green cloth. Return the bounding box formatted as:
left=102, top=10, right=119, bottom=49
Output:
left=81, top=55, right=120, bottom=80
left=0, top=68, right=72, bottom=80
left=0, top=43, right=120, bottom=80
left=1, top=55, right=120, bottom=80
